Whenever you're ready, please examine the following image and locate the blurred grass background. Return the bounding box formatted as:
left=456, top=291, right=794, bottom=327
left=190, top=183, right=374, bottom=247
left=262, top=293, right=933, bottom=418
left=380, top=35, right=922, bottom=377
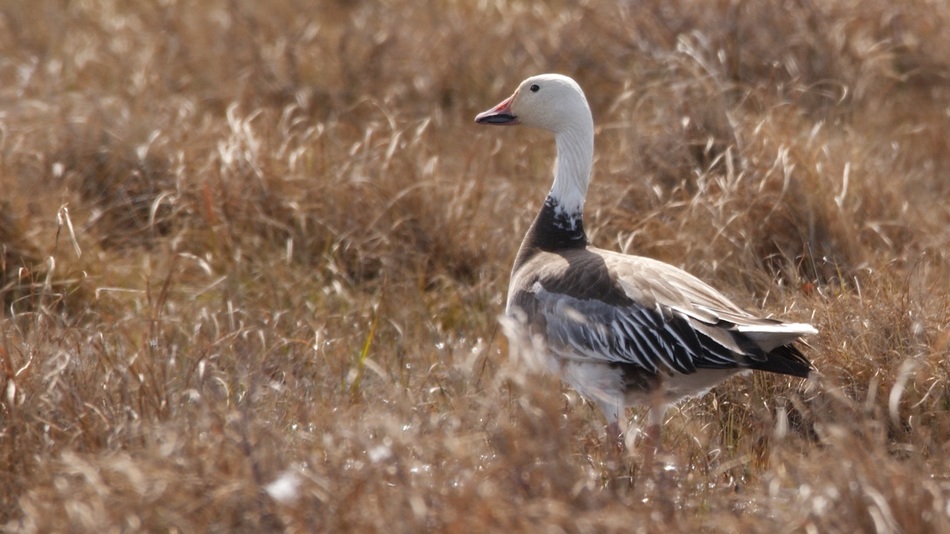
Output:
left=1, top=0, right=949, bottom=531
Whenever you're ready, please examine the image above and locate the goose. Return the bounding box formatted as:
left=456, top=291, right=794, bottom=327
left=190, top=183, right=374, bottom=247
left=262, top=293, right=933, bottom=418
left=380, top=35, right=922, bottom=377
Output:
left=474, top=74, right=816, bottom=456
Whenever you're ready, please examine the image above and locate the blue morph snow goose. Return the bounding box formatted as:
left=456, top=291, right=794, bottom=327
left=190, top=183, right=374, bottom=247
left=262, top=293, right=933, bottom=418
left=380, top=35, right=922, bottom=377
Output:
left=475, top=74, right=816, bottom=453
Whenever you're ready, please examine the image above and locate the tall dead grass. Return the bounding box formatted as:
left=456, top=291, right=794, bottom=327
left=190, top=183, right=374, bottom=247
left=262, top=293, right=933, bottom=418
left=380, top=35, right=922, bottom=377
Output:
left=1, top=0, right=949, bottom=531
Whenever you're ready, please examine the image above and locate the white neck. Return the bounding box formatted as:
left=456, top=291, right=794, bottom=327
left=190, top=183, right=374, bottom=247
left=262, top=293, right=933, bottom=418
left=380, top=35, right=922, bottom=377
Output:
left=549, top=120, right=594, bottom=218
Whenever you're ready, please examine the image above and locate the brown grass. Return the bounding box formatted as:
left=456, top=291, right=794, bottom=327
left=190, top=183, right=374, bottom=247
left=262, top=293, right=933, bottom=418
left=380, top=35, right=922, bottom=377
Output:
left=2, top=0, right=950, bottom=531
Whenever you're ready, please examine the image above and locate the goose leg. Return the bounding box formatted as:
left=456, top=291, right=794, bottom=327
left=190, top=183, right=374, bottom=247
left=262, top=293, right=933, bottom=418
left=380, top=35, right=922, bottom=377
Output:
left=642, top=403, right=667, bottom=468
left=599, top=400, right=626, bottom=452
left=607, top=420, right=624, bottom=452
left=643, top=403, right=676, bottom=520
left=641, top=420, right=660, bottom=467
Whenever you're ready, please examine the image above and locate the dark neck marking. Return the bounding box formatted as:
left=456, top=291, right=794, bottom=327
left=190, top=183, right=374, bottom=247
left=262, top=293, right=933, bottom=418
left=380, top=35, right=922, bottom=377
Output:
left=513, top=195, right=587, bottom=270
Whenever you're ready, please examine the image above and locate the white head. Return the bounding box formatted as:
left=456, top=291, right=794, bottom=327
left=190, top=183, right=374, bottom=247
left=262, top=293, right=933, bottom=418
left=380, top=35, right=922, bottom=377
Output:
left=474, top=74, right=592, bottom=134
left=475, top=74, right=595, bottom=217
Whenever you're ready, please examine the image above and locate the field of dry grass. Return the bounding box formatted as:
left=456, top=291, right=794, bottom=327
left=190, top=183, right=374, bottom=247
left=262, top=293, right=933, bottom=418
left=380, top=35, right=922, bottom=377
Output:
left=2, top=0, right=950, bottom=531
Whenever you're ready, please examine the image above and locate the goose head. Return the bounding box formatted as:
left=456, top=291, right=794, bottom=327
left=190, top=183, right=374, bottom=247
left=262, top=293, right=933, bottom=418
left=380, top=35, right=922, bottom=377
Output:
left=475, top=74, right=595, bottom=217
left=475, top=74, right=592, bottom=134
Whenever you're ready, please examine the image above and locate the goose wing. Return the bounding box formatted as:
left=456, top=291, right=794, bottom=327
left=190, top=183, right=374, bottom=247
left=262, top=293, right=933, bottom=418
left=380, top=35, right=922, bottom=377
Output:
left=510, top=248, right=814, bottom=377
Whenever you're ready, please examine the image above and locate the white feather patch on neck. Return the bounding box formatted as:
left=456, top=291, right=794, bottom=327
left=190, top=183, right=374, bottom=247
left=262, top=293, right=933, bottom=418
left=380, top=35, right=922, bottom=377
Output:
left=549, top=121, right=594, bottom=219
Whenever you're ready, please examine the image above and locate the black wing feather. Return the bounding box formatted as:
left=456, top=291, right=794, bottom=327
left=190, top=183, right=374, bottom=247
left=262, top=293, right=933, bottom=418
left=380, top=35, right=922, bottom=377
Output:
left=537, top=290, right=746, bottom=375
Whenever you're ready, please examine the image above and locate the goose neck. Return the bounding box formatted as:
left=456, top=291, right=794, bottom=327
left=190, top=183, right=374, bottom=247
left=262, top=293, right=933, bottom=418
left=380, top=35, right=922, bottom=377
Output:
left=550, top=124, right=594, bottom=220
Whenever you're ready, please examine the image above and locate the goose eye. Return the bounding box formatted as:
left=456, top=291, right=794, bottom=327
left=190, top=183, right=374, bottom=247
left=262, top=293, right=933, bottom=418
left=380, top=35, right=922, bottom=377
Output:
left=529, top=84, right=540, bottom=93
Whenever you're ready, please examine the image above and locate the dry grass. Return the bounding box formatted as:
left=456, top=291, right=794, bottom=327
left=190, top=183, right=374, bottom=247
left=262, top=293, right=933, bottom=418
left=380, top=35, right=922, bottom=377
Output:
left=1, top=0, right=950, bottom=531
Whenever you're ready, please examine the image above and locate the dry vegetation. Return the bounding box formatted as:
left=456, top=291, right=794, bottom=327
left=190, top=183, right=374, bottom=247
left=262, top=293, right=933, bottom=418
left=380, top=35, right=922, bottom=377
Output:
left=1, top=0, right=950, bottom=531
